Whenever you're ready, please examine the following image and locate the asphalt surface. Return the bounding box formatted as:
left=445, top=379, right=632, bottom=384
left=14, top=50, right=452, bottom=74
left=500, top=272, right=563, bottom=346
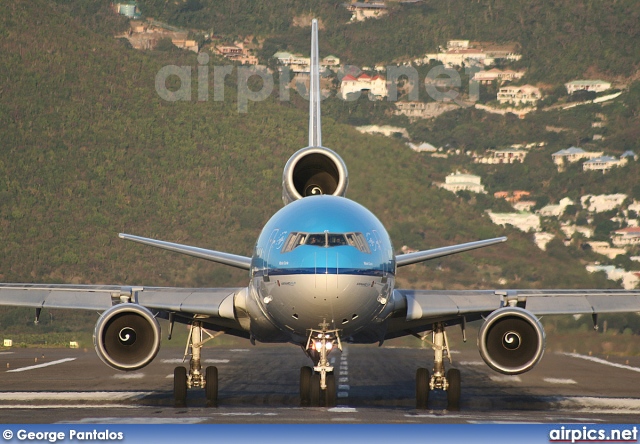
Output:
left=0, top=340, right=639, bottom=424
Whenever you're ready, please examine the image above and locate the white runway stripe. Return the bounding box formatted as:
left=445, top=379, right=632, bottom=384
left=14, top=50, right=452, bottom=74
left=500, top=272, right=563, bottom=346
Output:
left=544, top=378, right=577, bottom=385
left=0, top=392, right=151, bottom=401
left=0, top=404, right=137, bottom=410
left=6, top=358, right=76, bottom=373
left=112, top=373, right=144, bottom=379
left=62, top=417, right=208, bottom=424
left=561, top=352, right=640, bottom=373
left=489, top=375, right=521, bottom=383
left=161, top=359, right=230, bottom=364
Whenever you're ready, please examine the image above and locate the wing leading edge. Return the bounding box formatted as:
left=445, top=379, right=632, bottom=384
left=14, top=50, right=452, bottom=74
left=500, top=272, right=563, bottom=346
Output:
left=0, top=283, right=246, bottom=320
left=388, top=288, right=640, bottom=327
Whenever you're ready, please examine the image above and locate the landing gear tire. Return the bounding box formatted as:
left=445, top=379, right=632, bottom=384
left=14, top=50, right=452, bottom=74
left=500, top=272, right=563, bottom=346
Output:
left=174, top=366, right=187, bottom=407
left=205, top=366, right=219, bottom=408
left=300, top=366, right=312, bottom=406
left=325, top=372, right=336, bottom=407
left=416, top=367, right=430, bottom=410
left=446, top=368, right=461, bottom=411
left=310, top=374, right=321, bottom=407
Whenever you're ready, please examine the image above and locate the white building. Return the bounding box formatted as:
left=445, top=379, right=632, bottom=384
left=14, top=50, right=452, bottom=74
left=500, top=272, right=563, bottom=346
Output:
left=497, top=85, right=542, bottom=105
left=586, top=265, right=640, bottom=290
left=345, top=2, right=388, bottom=21
left=437, top=171, right=486, bottom=194
left=580, top=194, right=628, bottom=213
left=534, top=232, right=555, bottom=250
left=551, top=147, right=604, bottom=166
left=473, top=68, right=525, bottom=84
left=474, top=148, right=527, bottom=164
left=425, top=41, right=521, bottom=68
left=584, top=242, right=627, bottom=260
left=583, top=156, right=627, bottom=173
left=538, top=197, right=574, bottom=217
left=565, top=80, right=612, bottom=95
left=340, top=73, right=388, bottom=99
left=407, top=142, right=437, bottom=152
left=612, top=227, right=640, bottom=247
left=487, top=211, right=541, bottom=233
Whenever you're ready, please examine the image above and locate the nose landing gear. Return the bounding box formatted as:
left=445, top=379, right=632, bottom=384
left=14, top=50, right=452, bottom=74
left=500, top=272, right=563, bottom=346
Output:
left=300, top=323, right=341, bottom=407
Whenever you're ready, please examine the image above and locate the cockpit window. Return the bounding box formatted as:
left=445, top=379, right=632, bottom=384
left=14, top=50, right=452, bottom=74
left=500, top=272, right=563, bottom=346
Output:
left=280, top=232, right=371, bottom=253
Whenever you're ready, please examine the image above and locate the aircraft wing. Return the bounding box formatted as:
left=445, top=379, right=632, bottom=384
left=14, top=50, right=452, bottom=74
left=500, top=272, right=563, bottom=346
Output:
left=387, top=288, right=640, bottom=335
left=0, top=283, right=245, bottom=321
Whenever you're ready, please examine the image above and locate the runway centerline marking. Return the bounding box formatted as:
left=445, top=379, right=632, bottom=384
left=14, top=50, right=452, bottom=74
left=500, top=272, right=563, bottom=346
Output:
left=561, top=352, right=640, bottom=373
left=6, top=358, right=76, bottom=373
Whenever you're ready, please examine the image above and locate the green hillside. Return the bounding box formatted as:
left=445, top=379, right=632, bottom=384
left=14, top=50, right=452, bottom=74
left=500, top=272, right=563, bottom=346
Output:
left=135, top=0, right=640, bottom=85
left=0, top=0, right=623, bottom=295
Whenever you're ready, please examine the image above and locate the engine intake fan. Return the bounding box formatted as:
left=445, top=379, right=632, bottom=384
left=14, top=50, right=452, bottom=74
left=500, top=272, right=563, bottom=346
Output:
left=478, top=307, right=545, bottom=375
left=93, top=304, right=161, bottom=371
left=282, top=147, right=348, bottom=205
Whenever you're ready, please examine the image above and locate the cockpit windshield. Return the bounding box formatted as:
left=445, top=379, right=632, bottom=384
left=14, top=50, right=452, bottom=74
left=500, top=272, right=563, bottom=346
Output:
left=281, top=232, right=371, bottom=253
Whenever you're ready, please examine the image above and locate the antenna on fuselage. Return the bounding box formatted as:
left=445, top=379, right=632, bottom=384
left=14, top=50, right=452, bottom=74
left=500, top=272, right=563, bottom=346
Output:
left=308, top=19, right=322, bottom=148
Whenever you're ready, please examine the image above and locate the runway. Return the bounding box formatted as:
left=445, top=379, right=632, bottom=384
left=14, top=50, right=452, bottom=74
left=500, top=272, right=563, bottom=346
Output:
left=0, top=340, right=639, bottom=424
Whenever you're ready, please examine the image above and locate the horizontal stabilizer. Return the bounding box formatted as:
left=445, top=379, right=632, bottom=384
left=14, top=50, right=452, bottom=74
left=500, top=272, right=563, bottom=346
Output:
left=396, top=236, right=507, bottom=267
left=119, top=233, right=252, bottom=270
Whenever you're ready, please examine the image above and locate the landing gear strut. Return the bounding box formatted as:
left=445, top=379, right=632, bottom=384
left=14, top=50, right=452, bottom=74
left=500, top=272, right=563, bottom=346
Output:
left=174, top=320, right=222, bottom=407
left=300, top=322, right=340, bottom=407
left=415, top=322, right=461, bottom=410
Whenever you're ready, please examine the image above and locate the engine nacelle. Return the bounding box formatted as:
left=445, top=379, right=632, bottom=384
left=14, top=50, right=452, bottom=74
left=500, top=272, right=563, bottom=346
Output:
left=478, top=307, right=545, bottom=375
left=282, top=147, right=348, bottom=205
left=93, top=304, right=161, bottom=371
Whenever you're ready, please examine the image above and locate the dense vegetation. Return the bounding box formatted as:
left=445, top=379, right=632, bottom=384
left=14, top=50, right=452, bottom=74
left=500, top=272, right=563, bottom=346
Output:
left=0, top=0, right=638, bottom=338
left=135, top=0, right=640, bottom=85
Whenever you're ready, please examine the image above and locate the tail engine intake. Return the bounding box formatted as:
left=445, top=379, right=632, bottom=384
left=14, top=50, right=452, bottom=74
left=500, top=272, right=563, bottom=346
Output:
left=478, top=307, right=545, bottom=375
left=93, top=304, right=161, bottom=371
left=282, top=147, right=348, bottom=205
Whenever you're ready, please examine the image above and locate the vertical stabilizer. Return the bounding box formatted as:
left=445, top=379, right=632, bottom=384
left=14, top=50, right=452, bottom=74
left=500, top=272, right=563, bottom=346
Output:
left=308, top=19, right=322, bottom=148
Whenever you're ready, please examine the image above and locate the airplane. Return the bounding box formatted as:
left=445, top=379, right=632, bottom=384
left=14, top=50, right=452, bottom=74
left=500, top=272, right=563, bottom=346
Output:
left=1, top=20, right=640, bottom=410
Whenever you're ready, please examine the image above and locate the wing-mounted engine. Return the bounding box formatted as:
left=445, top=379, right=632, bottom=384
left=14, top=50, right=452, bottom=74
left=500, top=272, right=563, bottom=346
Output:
left=282, top=147, right=349, bottom=205
left=478, top=307, right=545, bottom=375
left=93, top=304, right=161, bottom=371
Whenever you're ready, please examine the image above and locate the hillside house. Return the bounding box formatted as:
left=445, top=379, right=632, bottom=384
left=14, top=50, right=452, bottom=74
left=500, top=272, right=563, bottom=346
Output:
left=580, top=194, right=627, bottom=213
left=407, top=142, right=437, bottom=152
left=586, top=265, right=640, bottom=290
left=487, top=211, right=541, bottom=232
left=436, top=172, right=486, bottom=194
left=345, top=2, right=388, bottom=21
left=584, top=242, right=628, bottom=260
left=473, top=68, right=525, bottom=84
left=552, top=147, right=604, bottom=168
left=394, top=102, right=458, bottom=120
left=474, top=148, right=527, bottom=164
left=583, top=156, right=627, bottom=173
left=340, top=73, right=388, bottom=99
left=612, top=227, right=640, bottom=247
left=425, top=41, right=521, bottom=68
left=538, top=197, right=574, bottom=217
left=497, top=85, right=541, bottom=105
left=565, top=80, right=612, bottom=95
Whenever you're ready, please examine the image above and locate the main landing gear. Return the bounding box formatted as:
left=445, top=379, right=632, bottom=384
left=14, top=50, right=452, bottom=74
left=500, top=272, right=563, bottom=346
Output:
left=415, top=322, right=462, bottom=411
left=300, top=323, right=341, bottom=407
left=173, top=320, right=222, bottom=407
